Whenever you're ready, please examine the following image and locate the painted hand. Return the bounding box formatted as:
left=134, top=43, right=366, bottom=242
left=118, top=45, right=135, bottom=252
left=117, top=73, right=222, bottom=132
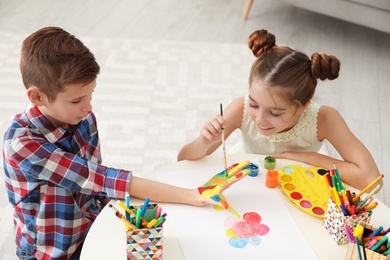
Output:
left=198, top=160, right=251, bottom=209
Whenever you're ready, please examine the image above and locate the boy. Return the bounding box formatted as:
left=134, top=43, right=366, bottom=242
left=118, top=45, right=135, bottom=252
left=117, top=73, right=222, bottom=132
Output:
left=2, top=27, right=247, bottom=260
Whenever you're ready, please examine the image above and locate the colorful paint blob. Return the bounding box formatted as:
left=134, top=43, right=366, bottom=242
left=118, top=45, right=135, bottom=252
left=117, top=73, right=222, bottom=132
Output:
left=224, top=212, right=269, bottom=248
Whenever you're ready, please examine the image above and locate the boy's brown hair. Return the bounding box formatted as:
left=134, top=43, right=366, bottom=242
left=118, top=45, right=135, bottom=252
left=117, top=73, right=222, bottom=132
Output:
left=20, top=27, right=100, bottom=102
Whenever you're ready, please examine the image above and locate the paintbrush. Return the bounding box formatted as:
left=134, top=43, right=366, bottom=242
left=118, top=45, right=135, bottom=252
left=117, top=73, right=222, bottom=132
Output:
left=220, top=103, right=228, bottom=175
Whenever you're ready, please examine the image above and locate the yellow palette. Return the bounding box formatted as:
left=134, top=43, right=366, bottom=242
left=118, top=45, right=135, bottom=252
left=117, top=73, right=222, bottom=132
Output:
left=279, top=165, right=329, bottom=218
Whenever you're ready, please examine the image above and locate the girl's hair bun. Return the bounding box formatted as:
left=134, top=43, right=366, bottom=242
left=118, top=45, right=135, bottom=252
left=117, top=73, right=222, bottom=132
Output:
left=248, top=29, right=276, bottom=58
left=311, top=53, right=340, bottom=81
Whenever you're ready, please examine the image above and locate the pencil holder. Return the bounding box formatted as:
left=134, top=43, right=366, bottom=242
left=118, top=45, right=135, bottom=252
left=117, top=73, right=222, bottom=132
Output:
left=126, top=204, right=163, bottom=260
left=324, top=198, right=373, bottom=245
left=345, top=243, right=389, bottom=260
left=344, top=222, right=389, bottom=260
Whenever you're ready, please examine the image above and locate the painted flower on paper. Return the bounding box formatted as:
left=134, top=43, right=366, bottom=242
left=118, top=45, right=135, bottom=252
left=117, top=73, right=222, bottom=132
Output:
left=224, top=212, right=269, bottom=248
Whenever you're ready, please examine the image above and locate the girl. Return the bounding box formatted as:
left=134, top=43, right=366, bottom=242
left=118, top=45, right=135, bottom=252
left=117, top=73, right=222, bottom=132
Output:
left=177, top=29, right=381, bottom=190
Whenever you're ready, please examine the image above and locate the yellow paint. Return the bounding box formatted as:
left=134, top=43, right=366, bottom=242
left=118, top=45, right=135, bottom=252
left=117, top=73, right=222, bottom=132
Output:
left=217, top=194, right=242, bottom=219
left=226, top=228, right=238, bottom=238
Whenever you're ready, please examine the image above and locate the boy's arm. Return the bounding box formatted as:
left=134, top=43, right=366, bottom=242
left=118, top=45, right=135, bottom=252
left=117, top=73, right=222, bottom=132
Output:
left=128, top=162, right=250, bottom=208
left=128, top=176, right=208, bottom=206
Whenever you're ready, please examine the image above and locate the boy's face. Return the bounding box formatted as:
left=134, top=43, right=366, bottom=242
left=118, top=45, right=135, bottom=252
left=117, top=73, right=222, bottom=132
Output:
left=38, top=80, right=96, bottom=129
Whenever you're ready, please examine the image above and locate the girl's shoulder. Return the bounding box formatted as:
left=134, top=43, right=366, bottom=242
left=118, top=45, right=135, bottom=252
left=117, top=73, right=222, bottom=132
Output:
left=318, top=105, right=341, bottom=119
left=317, top=105, right=346, bottom=139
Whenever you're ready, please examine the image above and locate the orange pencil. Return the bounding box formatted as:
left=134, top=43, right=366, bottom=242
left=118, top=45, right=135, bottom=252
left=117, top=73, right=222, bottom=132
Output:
left=108, top=204, right=137, bottom=230
left=361, top=201, right=378, bottom=212
left=353, top=174, right=384, bottom=202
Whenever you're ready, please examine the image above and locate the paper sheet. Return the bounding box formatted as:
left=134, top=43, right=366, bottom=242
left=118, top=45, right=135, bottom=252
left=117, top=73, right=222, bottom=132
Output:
left=155, top=158, right=319, bottom=259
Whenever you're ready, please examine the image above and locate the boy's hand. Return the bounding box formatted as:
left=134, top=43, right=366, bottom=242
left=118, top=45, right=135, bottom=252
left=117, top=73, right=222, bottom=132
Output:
left=197, top=160, right=251, bottom=209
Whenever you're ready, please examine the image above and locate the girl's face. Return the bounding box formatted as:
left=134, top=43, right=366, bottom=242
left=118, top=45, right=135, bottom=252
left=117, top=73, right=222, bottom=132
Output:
left=38, top=80, right=96, bottom=129
left=248, top=80, right=307, bottom=136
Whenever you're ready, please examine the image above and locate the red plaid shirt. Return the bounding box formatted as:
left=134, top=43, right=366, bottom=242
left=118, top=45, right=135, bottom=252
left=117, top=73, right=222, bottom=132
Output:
left=3, top=105, right=131, bottom=260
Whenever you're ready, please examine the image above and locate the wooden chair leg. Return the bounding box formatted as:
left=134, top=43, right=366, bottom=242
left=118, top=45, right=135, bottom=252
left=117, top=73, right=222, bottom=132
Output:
left=242, top=0, right=254, bottom=20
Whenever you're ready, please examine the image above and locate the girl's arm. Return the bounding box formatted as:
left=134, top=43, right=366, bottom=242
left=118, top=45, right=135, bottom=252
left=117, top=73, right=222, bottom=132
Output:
left=273, top=106, right=381, bottom=190
left=177, top=97, right=245, bottom=161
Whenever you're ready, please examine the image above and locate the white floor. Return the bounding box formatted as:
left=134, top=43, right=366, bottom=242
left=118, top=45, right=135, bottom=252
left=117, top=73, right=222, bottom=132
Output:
left=0, top=1, right=389, bottom=259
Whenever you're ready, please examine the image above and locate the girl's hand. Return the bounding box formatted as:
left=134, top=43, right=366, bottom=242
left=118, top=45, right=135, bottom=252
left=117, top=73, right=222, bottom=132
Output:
left=199, top=115, right=225, bottom=146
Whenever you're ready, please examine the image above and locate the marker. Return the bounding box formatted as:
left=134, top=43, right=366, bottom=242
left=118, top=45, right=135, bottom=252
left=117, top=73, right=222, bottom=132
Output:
left=136, top=208, right=142, bottom=228
left=366, top=239, right=377, bottom=249
left=140, top=197, right=150, bottom=218
left=370, top=236, right=388, bottom=251
left=354, top=225, right=364, bottom=243
left=364, top=235, right=385, bottom=241
left=156, top=207, right=162, bottom=218
left=129, top=214, right=135, bottom=225
left=361, top=238, right=367, bottom=260
left=340, top=190, right=348, bottom=208
left=332, top=187, right=341, bottom=207
left=125, top=193, right=131, bottom=221
left=355, top=236, right=363, bottom=260
left=383, top=247, right=390, bottom=256
left=334, top=166, right=344, bottom=191
left=331, top=175, right=338, bottom=191
left=147, top=219, right=158, bottom=228
left=369, top=226, right=384, bottom=238
left=350, top=204, right=356, bottom=215
left=344, top=223, right=355, bottom=243
left=220, top=104, right=228, bottom=176
left=108, top=204, right=137, bottom=231
left=154, top=213, right=167, bottom=227
left=116, top=200, right=147, bottom=227
left=346, top=190, right=354, bottom=207
left=382, top=227, right=390, bottom=236
left=353, top=174, right=384, bottom=202
left=339, top=203, right=349, bottom=216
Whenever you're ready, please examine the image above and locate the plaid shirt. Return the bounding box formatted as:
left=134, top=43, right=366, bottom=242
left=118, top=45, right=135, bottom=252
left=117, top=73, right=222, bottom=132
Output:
left=3, top=105, right=131, bottom=260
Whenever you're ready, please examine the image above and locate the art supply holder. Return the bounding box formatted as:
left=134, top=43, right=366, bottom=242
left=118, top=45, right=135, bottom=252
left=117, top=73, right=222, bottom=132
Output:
left=126, top=203, right=163, bottom=260
left=324, top=198, right=373, bottom=245
left=344, top=222, right=389, bottom=260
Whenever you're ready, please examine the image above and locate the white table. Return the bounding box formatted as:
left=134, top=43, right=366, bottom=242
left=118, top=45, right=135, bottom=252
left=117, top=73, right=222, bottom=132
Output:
left=81, top=153, right=390, bottom=259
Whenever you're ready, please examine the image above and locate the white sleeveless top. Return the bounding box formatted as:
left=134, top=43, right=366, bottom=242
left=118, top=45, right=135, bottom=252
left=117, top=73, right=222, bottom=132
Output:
left=230, top=95, right=323, bottom=154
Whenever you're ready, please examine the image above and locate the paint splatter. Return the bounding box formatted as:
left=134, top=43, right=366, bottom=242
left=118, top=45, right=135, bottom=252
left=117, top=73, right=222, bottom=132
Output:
left=224, top=212, right=269, bottom=248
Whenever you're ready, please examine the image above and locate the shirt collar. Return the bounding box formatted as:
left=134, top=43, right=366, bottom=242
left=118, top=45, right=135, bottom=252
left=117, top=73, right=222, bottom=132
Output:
left=26, top=104, right=69, bottom=143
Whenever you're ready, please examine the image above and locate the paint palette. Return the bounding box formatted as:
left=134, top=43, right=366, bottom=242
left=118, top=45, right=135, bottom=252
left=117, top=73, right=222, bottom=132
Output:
left=279, top=165, right=329, bottom=218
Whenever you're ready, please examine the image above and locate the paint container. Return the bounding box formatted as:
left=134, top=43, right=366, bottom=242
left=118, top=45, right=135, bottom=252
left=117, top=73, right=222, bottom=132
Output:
left=264, top=156, right=276, bottom=170
left=265, top=170, right=279, bottom=188
left=244, top=162, right=259, bottom=177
